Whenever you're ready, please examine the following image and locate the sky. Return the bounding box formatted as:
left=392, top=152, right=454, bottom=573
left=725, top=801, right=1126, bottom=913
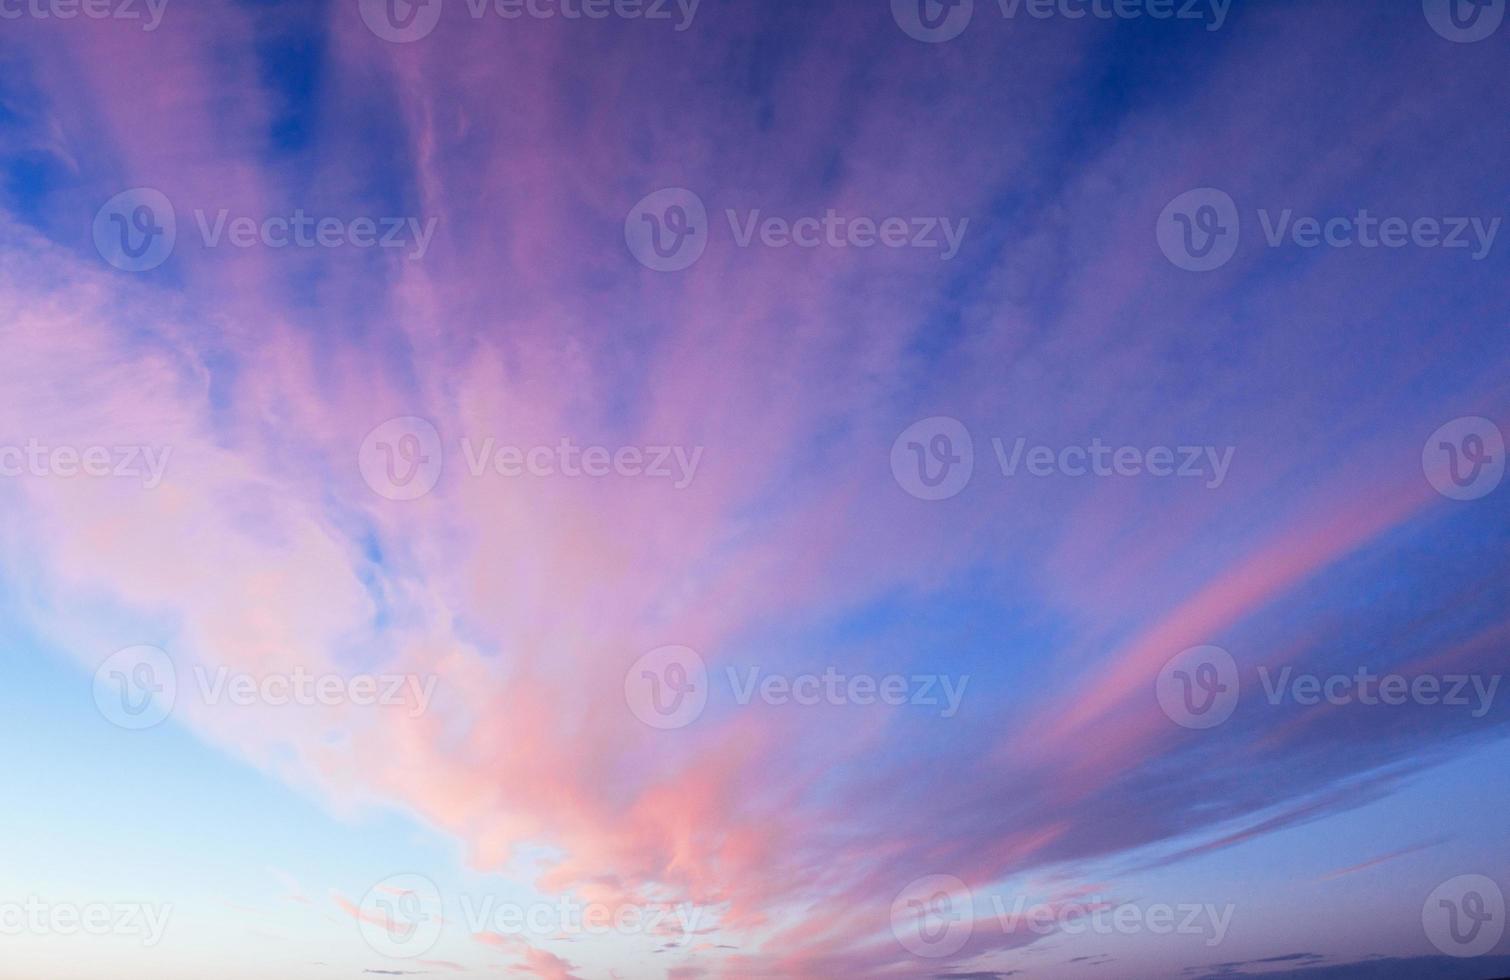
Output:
left=0, top=0, right=1508, bottom=978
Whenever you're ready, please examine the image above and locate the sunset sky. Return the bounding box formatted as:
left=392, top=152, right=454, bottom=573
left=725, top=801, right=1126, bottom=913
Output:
left=0, top=1, right=1507, bottom=978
